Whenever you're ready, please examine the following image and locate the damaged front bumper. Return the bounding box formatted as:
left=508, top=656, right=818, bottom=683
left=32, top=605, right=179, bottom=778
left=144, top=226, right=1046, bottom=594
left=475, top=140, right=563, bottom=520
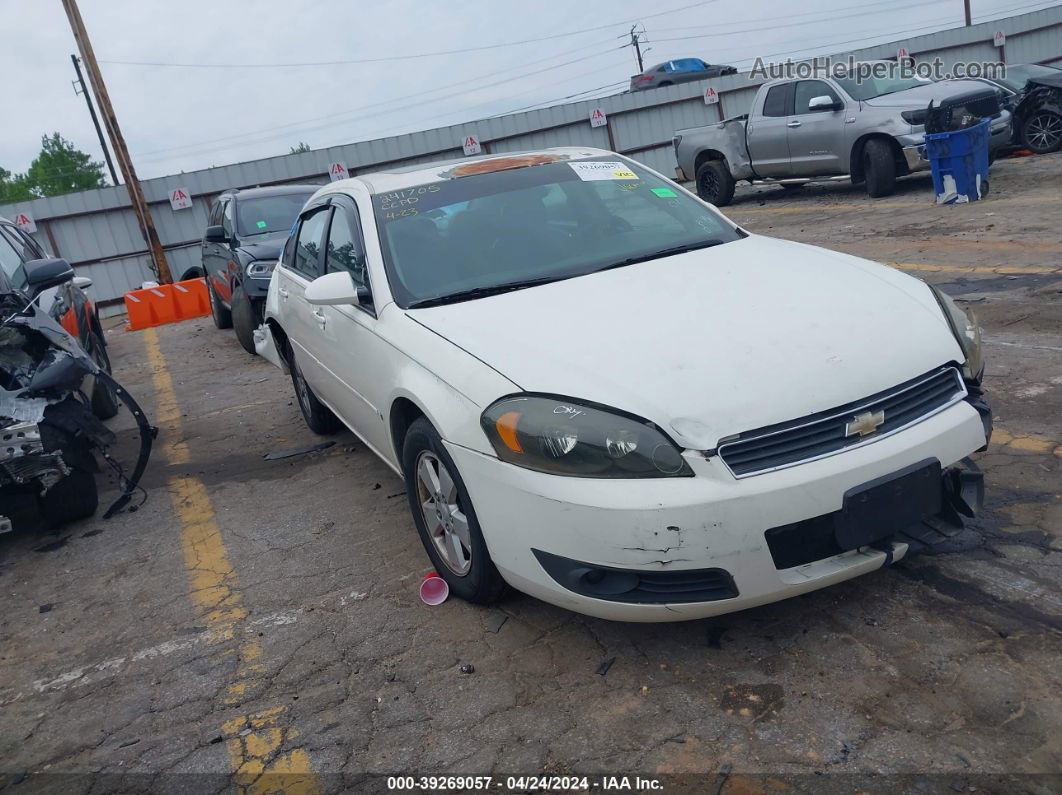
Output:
left=446, top=398, right=989, bottom=621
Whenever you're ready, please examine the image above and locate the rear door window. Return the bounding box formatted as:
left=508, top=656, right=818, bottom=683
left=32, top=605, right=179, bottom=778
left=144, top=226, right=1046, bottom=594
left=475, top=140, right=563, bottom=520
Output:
left=762, top=84, right=792, bottom=117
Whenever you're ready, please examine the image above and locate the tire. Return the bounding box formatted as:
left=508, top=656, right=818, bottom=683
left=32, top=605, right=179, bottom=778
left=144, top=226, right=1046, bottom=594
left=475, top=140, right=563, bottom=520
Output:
left=1021, top=111, right=1062, bottom=154
left=694, top=160, right=736, bottom=206
left=231, top=285, right=261, bottom=355
left=287, top=345, right=341, bottom=434
left=207, top=279, right=232, bottom=329
left=401, top=417, right=505, bottom=604
left=863, top=138, right=896, bottom=198
left=87, top=332, right=119, bottom=420
left=38, top=469, right=98, bottom=529
left=36, top=421, right=98, bottom=528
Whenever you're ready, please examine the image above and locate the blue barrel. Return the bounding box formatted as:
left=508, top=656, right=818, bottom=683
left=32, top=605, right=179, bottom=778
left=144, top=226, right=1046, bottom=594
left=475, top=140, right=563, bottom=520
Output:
left=925, top=118, right=991, bottom=204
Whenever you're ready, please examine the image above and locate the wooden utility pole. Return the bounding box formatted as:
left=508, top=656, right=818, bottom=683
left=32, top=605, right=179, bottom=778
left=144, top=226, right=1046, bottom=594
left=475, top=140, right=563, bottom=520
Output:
left=630, top=26, right=644, bottom=73
left=963, top=0, right=972, bottom=26
left=61, top=0, right=172, bottom=283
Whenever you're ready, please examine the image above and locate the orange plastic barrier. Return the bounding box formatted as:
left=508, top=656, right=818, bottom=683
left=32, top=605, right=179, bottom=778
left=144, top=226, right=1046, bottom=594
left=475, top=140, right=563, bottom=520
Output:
left=172, top=278, right=210, bottom=320
left=124, top=277, right=210, bottom=331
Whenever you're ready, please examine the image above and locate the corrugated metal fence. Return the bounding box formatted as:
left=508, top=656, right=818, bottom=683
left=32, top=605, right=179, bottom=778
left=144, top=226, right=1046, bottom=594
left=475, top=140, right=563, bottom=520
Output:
left=3, top=6, right=1060, bottom=317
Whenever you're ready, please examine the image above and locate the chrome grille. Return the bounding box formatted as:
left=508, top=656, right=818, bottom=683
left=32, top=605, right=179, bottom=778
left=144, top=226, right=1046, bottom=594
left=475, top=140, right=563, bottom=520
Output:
left=718, top=367, right=965, bottom=477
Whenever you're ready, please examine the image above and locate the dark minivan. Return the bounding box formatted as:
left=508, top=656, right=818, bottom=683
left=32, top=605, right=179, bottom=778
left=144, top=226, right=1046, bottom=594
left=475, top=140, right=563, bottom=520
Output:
left=202, top=185, right=317, bottom=353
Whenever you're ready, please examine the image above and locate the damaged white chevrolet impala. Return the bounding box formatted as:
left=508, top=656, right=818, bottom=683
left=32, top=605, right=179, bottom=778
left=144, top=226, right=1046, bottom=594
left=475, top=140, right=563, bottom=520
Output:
left=257, top=147, right=991, bottom=621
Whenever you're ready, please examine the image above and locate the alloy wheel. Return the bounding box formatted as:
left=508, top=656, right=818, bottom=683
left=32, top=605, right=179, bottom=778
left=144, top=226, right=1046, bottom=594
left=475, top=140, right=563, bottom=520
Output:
left=1026, top=113, right=1062, bottom=152
left=415, top=451, right=472, bottom=576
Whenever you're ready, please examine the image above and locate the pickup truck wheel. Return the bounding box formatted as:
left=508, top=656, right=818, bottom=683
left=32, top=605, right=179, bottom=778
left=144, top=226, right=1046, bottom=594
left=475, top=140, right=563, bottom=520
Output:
left=695, top=160, right=735, bottom=206
left=231, top=285, right=261, bottom=355
left=288, top=345, right=341, bottom=435
left=207, top=279, right=232, bottom=329
left=863, top=139, right=896, bottom=198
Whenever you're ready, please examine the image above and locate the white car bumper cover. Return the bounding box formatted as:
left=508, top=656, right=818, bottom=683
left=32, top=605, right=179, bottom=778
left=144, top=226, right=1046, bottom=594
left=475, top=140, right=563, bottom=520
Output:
left=446, top=401, right=986, bottom=621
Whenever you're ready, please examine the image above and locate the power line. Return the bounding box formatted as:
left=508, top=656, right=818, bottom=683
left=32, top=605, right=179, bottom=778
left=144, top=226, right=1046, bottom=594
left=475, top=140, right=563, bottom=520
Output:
left=133, top=45, right=628, bottom=164
left=100, top=0, right=720, bottom=69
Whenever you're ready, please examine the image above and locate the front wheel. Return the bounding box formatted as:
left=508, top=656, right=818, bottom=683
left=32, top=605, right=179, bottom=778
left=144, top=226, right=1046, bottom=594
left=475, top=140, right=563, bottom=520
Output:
left=207, top=279, right=232, bottom=330
left=694, top=160, right=736, bottom=206
left=1022, top=111, right=1062, bottom=154
left=863, top=138, right=896, bottom=198
left=87, top=332, right=119, bottom=419
left=402, top=417, right=505, bottom=604
left=231, top=285, right=261, bottom=355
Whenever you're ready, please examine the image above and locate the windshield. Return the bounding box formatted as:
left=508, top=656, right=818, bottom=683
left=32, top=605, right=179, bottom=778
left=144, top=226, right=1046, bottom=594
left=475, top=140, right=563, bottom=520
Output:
left=997, top=63, right=1061, bottom=92
left=372, top=157, right=742, bottom=308
left=236, top=192, right=313, bottom=237
left=834, top=73, right=931, bottom=101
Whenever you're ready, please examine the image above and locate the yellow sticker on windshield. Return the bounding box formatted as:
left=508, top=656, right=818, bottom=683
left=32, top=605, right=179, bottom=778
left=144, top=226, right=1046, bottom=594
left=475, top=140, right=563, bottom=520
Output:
left=569, top=161, right=639, bottom=181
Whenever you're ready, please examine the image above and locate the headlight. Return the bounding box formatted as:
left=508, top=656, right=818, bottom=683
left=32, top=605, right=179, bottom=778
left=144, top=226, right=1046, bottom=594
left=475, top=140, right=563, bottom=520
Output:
left=930, top=286, right=984, bottom=379
left=481, top=396, right=692, bottom=478
left=901, top=109, right=927, bottom=125
left=246, top=259, right=275, bottom=278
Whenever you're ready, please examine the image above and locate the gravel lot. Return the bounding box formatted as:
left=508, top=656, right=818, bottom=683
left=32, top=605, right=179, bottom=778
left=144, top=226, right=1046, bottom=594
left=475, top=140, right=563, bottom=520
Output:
left=2, top=153, right=1060, bottom=793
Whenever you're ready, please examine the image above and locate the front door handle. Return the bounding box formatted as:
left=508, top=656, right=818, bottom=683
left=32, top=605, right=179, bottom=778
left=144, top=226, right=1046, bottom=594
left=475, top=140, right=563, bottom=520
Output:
left=312, top=308, right=327, bottom=326
left=278, top=287, right=289, bottom=299
left=787, top=120, right=802, bottom=128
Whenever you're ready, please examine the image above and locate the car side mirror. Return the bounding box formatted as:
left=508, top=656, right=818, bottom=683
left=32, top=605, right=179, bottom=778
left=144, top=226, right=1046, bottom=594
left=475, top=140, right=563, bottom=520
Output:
left=23, top=257, right=75, bottom=296
left=73, top=275, right=93, bottom=291
left=205, top=225, right=228, bottom=244
left=305, top=271, right=371, bottom=306
left=808, top=95, right=841, bottom=112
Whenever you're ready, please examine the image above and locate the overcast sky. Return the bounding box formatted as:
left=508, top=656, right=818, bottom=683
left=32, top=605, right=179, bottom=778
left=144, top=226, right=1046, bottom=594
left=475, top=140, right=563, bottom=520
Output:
left=1, top=0, right=1055, bottom=180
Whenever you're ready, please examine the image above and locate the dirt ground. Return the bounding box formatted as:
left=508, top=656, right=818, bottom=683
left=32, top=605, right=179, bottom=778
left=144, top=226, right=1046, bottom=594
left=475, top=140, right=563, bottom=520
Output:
left=1, top=153, right=1060, bottom=794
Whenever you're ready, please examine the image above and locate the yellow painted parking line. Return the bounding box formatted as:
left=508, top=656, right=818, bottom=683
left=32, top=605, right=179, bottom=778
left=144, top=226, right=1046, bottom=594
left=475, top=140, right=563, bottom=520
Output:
left=991, top=427, right=1061, bottom=457
left=143, top=328, right=320, bottom=795
left=890, top=263, right=1062, bottom=275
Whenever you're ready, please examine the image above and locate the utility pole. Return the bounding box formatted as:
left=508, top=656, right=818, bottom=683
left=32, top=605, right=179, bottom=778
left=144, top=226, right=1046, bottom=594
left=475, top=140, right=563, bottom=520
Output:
left=630, top=26, right=645, bottom=73
left=60, top=0, right=172, bottom=283
left=963, top=0, right=972, bottom=26
left=70, top=54, right=118, bottom=186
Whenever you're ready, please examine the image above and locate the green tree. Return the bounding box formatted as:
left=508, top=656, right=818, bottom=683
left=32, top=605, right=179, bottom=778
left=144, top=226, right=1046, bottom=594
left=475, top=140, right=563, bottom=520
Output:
left=0, top=167, right=34, bottom=203
left=24, top=133, right=106, bottom=197
left=289, top=141, right=311, bottom=154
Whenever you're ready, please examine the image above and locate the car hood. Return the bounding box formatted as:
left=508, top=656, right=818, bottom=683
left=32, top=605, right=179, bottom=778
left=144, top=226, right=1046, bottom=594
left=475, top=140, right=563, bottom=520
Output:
left=861, top=79, right=988, bottom=109
left=408, top=236, right=962, bottom=450
left=237, top=234, right=286, bottom=261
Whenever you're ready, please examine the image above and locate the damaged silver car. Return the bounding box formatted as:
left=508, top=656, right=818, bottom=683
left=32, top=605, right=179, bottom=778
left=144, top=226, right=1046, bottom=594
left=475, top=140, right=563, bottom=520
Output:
left=1, top=256, right=153, bottom=531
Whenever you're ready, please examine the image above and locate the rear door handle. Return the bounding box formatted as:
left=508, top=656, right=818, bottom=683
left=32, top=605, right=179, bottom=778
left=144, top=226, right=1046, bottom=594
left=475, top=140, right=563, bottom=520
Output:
left=787, top=120, right=802, bottom=128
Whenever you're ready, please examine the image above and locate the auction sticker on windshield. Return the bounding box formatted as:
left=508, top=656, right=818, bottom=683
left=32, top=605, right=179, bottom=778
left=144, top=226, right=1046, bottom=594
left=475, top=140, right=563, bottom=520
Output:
left=569, top=161, right=638, bottom=181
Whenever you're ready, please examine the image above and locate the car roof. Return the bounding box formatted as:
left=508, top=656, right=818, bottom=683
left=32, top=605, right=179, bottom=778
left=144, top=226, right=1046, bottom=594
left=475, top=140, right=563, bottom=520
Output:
left=223, top=184, right=321, bottom=199
left=330, top=147, right=617, bottom=194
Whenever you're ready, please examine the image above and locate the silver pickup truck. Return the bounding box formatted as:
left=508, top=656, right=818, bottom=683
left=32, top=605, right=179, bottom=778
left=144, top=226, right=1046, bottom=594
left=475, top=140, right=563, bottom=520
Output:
left=674, top=68, right=1012, bottom=205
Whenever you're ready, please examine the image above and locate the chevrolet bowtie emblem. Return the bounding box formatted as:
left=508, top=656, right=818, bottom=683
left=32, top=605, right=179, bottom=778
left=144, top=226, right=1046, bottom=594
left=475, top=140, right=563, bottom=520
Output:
left=846, top=410, right=885, bottom=438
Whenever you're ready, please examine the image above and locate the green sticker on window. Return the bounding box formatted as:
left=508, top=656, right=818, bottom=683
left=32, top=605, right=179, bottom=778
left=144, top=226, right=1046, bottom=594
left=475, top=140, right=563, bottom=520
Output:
left=651, top=188, right=677, bottom=198
left=256, top=220, right=267, bottom=229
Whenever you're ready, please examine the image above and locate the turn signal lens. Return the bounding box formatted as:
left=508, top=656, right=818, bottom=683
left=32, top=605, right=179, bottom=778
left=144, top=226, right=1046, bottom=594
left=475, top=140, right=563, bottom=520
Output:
left=495, top=411, right=523, bottom=453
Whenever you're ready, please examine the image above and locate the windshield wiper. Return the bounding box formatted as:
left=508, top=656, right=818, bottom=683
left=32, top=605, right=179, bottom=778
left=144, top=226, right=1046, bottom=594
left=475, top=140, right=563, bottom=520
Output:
left=593, top=239, right=728, bottom=273
left=407, top=276, right=564, bottom=308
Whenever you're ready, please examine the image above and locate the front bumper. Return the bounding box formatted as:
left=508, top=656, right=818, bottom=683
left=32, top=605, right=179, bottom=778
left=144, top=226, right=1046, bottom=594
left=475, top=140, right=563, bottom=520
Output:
left=242, top=275, right=272, bottom=300
left=447, top=400, right=988, bottom=621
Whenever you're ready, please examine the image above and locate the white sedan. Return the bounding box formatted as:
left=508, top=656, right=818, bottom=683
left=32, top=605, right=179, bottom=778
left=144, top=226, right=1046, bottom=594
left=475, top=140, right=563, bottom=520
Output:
left=257, top=147, right=991, bottom=622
